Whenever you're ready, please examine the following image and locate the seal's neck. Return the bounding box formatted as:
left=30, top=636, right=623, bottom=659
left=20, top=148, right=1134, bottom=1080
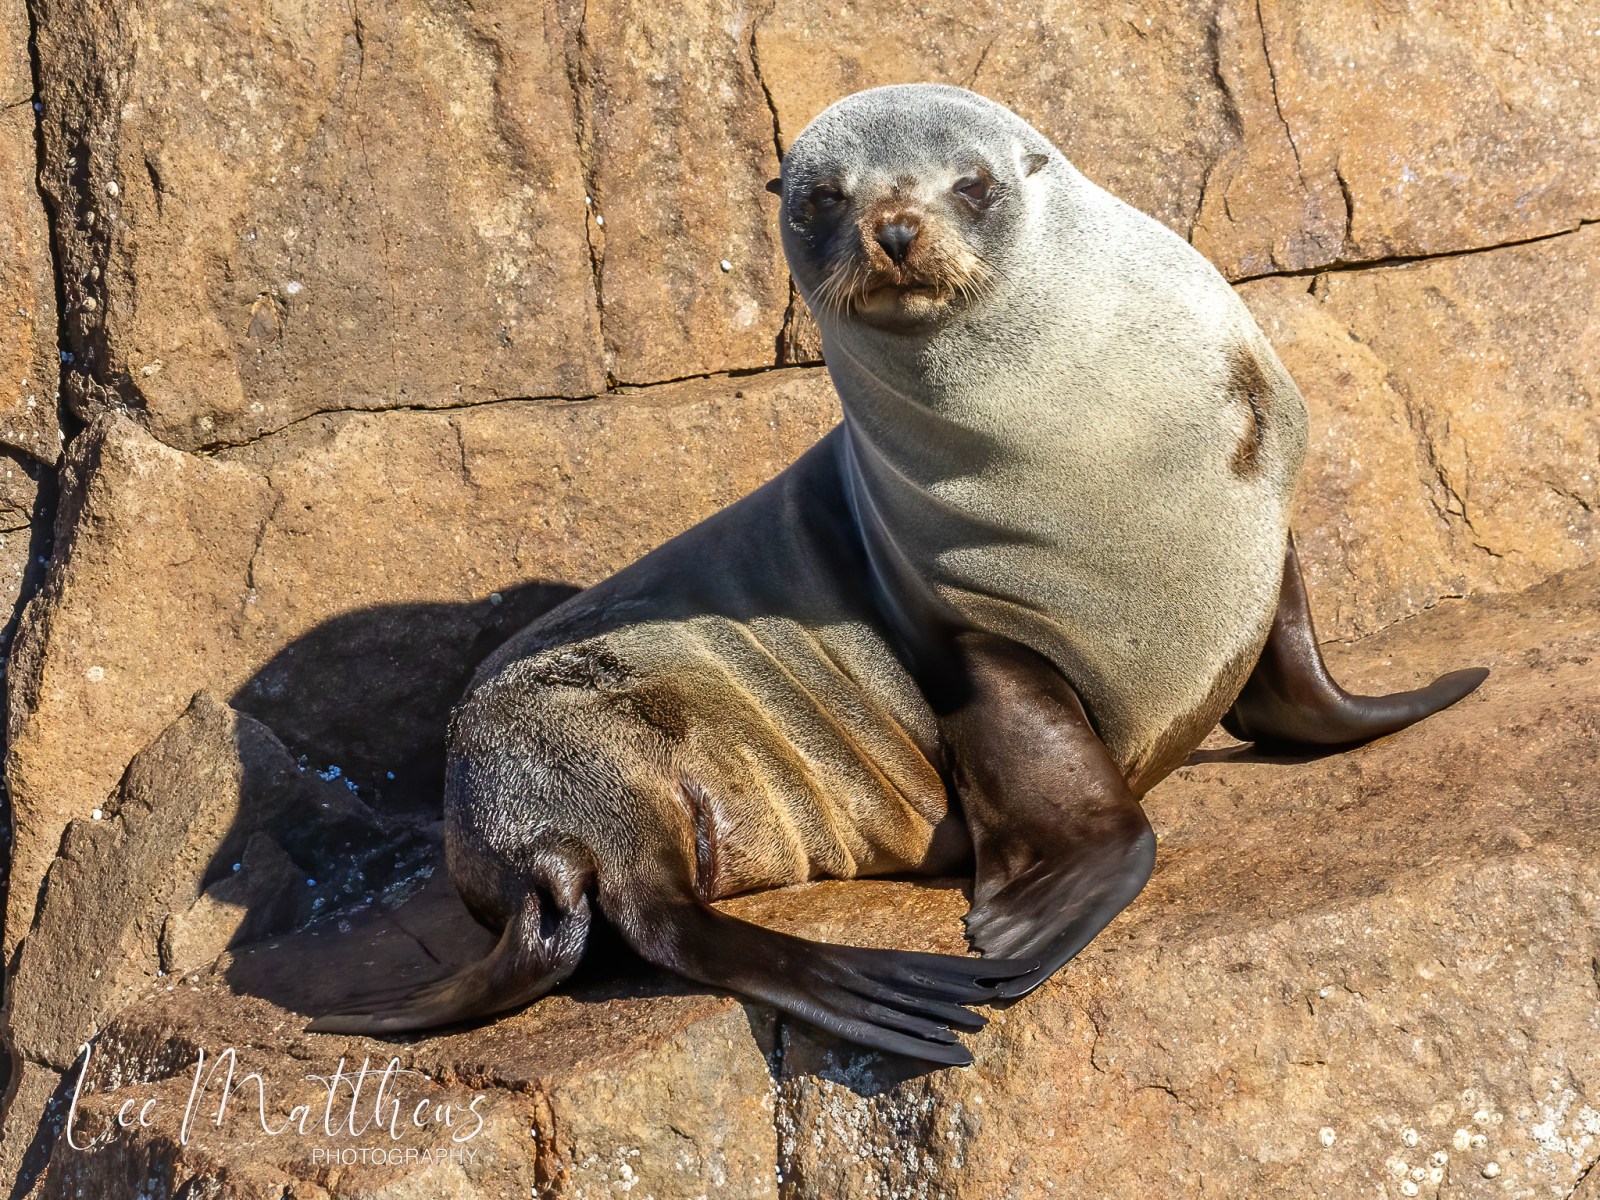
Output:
left=821, top=291, right=1130, bottom=558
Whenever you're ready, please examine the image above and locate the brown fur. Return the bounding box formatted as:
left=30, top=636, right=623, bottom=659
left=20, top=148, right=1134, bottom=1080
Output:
left=1227, top=344, right=1272, bottom=477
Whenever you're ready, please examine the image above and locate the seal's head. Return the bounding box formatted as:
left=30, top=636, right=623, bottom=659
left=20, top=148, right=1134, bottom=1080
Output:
left=773, top=85, right=1053, bottom=333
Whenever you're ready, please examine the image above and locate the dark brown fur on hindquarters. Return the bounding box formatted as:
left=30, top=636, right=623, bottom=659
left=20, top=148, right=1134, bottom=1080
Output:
left=937, top=632, right=1156, bottom=1000
left=1222, top=535, right=1488, bottom=751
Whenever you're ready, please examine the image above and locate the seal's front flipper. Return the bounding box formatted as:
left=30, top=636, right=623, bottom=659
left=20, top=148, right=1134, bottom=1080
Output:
left=605, top=889, right=1035, bottom=1066
left=1223, top=535, right=1488, bottom=752
left=938, top=632, right=1156, bottom=1000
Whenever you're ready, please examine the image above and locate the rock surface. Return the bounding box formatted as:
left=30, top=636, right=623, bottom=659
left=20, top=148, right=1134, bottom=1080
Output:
left=23, top=0, right=1599, bottom=454
left=8, top=693, right=428, bottom=1071
left=0, top=0, right=58, bottom=465
left=1200, top=0, right=1600, bottom=274
left=571, top=0, right=790, bottom=382
left=1243, top=224, right=1600, bottom=639
left=30, top=0, right=605, bottom=450
left=12, top=566, right=1600, bottom=1198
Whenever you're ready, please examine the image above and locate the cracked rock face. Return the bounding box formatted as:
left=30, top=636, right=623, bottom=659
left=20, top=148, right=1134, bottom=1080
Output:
left=1243, top=226, right=1600, bottom=639
left=8, top=694, right=430, bottom=1072
left=0, top=0, right=59, bottom=467
left=571, top=0, right=792, bottom=382
left=2, top=0, right=1600, bottom=1195
left=31, top=0, right=606, bottom=451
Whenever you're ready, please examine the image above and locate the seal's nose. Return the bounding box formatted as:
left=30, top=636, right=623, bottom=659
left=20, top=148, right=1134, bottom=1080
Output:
left=875, top=220, right=919, bottom=265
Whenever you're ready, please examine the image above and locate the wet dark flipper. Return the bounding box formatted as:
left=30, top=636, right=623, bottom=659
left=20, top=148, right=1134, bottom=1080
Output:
left=1223, top=535, right=1489, bottom=751
left=937, top=632, right=1156, bottom=1000
left=308, top=886, right=591, bottom=1035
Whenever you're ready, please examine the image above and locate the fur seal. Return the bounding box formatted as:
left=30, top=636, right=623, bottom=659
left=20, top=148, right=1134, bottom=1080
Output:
left=311, top=85, right=1487, bottom=1064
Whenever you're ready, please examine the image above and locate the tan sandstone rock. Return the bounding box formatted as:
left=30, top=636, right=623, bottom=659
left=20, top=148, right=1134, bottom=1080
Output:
left=756, top=0, right=1600, bottom=281
left=0, top=1059, right=66, bottom=1194
left=43, top=1053, right=541, bottom=1200
left=10, top=563, right=1598, bottom=1199
left=1200, top=0, right=1600, bottom=274
left=0, top=449, right=43, bottom=660
left=30, top=0, right=604, bottom=451
left=0, top=0, right=59, bottom=464
left=1246, top=224, right=1600, bottom=639
left=2, top=417, right=274, bottom=960
left=568, top=0, right=791, bottom=382
left=3, top=369, right=839, bottom=960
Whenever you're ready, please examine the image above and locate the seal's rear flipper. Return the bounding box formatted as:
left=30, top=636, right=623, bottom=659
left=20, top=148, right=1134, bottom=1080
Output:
left=306, top=887, right=590, bottom=1036
left=938, top=632, right=1156, bottom=1000
left=606, top=892, right=1035, bottom=1066
left=1223, top=535, right=1489, bottom=751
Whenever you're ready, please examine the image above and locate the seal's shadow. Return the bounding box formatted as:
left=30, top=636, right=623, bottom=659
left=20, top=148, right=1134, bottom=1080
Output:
left=208, top=581, right=630, bottom=1016
left=1183, top=743, right=1346, bottom=768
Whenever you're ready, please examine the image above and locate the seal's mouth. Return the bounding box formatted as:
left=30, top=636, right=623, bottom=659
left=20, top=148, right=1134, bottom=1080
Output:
left=852, top=279, right=951, bottom=329
left=865, top=281, right=939, bottom=299
left=813, top=260, right=995, bottom=332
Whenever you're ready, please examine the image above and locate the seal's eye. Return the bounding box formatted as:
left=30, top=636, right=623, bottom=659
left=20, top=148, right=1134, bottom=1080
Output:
left=954, top=174, right=993, bottom=209
left=809, top=184, right=845, bottom=210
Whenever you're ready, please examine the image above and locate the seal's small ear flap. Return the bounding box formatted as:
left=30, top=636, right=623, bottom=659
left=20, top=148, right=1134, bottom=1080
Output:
left=765, top=176, right=783, bottom=196
left=1022, top=152, right=1049, bottom=177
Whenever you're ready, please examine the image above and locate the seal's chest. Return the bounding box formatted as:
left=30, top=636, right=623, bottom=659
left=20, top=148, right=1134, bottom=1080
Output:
left=926, top=450, right=1294, bottom=776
